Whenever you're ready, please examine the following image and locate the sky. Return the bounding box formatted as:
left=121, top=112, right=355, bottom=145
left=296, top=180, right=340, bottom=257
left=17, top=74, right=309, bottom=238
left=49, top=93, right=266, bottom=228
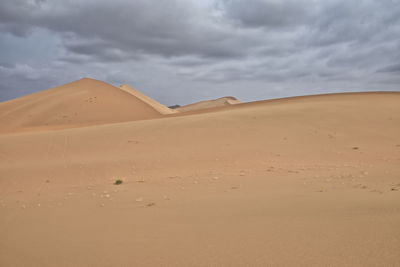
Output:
left=0, top=0, right=399, bottom=106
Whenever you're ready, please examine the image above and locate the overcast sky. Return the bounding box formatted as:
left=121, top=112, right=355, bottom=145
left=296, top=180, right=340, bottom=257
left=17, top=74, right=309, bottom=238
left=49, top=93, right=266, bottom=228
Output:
left=1, top=0, right=399, bottom=105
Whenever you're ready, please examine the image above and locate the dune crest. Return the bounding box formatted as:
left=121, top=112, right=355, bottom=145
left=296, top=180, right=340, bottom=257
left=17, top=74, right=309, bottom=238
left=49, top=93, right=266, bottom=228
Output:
left=119, top=84, right=177, bottom=115
left=177, top=96, right=241, bottom=112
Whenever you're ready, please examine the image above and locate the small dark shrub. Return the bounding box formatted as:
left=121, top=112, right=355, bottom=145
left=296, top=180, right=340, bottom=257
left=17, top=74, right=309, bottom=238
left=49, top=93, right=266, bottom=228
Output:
left=114, top=179, right=123, bottom=185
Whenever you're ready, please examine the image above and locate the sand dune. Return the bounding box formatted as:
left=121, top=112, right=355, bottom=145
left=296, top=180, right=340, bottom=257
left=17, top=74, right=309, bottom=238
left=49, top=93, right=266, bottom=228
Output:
left=0, top=86, right=400, bottom=266
left=0, top=78, right=163, bottom=132
left=176, top=96, right=241, bottom=112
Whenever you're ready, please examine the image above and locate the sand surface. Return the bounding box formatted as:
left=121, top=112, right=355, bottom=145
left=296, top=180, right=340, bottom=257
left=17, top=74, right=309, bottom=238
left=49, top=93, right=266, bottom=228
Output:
left=0, top=84, right=399, bottom=266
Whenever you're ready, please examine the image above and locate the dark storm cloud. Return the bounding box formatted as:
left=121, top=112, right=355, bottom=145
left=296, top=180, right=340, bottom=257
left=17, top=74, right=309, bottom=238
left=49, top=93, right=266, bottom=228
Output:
left=378, top=64, right=400, bottom=73
left=0, top=0, right=399, bottom=104
left=0, top=0, right=254, bottom=60
left=219, top=0, right=312, bottom=28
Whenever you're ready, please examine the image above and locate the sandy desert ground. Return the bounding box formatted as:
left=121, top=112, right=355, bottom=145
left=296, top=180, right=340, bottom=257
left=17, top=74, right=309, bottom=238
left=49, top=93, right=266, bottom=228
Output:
left=0, top=78, right=399, bottom=266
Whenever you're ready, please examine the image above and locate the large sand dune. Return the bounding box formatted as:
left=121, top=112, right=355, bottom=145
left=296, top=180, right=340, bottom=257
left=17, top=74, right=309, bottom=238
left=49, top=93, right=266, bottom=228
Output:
left=0, top=78, right=164, bottom=132
left=0, top=82, right=399, bottom=266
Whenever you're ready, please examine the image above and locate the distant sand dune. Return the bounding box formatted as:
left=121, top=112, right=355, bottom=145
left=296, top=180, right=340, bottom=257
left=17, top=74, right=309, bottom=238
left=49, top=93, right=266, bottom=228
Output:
left=176, top=96, right=241, bottom=112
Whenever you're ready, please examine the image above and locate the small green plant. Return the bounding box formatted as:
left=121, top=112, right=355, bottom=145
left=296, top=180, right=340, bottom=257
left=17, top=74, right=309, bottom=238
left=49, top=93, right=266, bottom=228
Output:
left=114, top=179, right=123, bottom=185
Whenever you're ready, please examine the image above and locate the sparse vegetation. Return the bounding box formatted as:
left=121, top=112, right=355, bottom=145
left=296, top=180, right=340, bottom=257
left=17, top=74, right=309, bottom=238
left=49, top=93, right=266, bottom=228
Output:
left=114, top=179, right=123, bottom=185
left=168, top=104, right=180, bottom=109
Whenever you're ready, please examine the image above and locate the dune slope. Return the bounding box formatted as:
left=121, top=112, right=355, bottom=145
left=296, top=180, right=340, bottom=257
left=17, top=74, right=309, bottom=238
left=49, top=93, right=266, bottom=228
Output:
left=0, top=92, right=400, bottom=266
left=0, top=78, right=163, bottom=132
left=119, top=84, right=177, bottom=115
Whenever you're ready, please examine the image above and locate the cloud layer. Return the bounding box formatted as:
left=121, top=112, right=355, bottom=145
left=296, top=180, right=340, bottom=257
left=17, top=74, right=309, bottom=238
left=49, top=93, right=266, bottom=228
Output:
left=1, top=0, right=399, bottom=105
